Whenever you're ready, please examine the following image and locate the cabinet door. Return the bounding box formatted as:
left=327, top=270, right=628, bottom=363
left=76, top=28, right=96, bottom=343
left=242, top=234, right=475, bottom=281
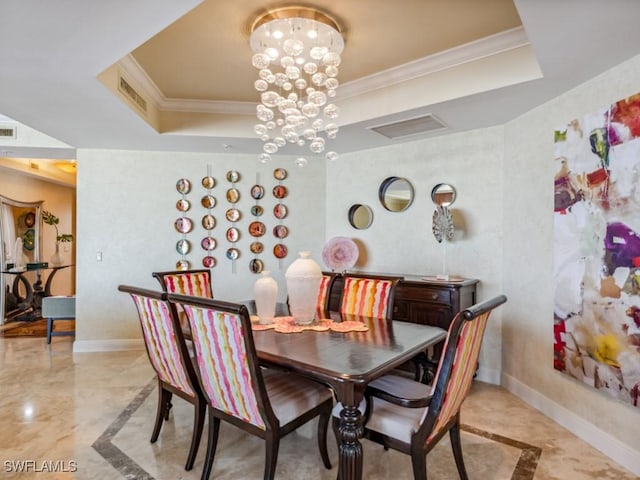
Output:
left=408, top=302, right=453, bottom=329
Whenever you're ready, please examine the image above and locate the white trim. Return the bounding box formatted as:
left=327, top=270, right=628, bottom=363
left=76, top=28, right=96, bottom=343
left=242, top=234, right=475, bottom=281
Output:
left=117, top=27, right=529, bottom=115
left=72, top=339, right=145, bottom=352
left=502, top=373, right=640, bottom=476
left=475, top=365, right=501, bottom=385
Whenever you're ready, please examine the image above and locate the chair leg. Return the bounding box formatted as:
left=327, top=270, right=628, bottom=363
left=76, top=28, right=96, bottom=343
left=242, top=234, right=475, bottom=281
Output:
left=46, top=318, right=54, bottom=344
left=185, top=399, right=206, bottom=471
left=317, top=404, right=332, bottom=469
left=201, top=411, right=220, bottom=480
left=164, top=392, right=173, bottom=421
left=449, top=419, right=469, bottom=480
left=410, top=451, right=427, bottom=480
left=264, top=432, right=280, bottom=480
left=151, top=385, right=170, bottom=443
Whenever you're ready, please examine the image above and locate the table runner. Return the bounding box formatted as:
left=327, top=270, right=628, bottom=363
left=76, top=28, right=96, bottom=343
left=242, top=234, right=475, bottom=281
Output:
left=251, top=315, right=369, bottom=334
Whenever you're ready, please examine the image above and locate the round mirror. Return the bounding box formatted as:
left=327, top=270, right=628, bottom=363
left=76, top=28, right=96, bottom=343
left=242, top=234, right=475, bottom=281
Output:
left=348, top=204, right=373, bottom=229
left=431, top=183, right=457, bottom=206
left=379, top=177, right=414, bottom=212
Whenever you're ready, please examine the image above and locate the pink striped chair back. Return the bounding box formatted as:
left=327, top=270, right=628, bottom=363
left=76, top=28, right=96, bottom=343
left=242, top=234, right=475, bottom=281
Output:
left=129, top=292, right=195, bottom=396
left=340, top=276, right=397, bottom=319
left=161, top=271, right=213, bottom=298
left=181, top=302, right=266, bottom=429
left=316, top=274, right=335, bottom=318
left=422, top=309, right=492, bottom=444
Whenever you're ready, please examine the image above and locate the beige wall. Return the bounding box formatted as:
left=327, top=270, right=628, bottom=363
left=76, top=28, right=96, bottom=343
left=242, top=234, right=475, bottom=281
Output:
left=0, top=167, right=75, bottom=297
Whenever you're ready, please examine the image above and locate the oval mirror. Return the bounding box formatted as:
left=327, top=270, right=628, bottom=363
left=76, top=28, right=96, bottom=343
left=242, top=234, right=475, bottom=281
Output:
left=431, top=183, right=457, bottom=206
left=348, top=204, right=373, bottom=229
left=379, top=177, right=414, bottom=212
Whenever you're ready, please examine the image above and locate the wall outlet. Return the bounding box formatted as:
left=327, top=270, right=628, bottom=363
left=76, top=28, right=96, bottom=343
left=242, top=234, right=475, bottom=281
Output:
left=96, top=251, right=103, bottom=262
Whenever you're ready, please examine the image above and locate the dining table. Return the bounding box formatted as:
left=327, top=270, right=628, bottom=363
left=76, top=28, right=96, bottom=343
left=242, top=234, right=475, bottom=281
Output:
left=250, top=311, right=447, bottom=480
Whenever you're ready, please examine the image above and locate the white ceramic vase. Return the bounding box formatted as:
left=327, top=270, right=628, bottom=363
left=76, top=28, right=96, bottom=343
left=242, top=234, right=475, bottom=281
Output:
left=50, top=243, right=63, bottom=267
left=285, top=251, right=322, bottom=325
left=254, top=270, right=278, bottom=324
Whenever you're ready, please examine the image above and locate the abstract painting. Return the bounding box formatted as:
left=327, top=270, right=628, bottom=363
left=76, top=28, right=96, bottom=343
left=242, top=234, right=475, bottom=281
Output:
left=554, top=93, right=640, bottom=408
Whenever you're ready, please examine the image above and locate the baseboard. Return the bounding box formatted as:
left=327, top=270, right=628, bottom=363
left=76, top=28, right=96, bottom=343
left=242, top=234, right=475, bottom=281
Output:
left=73, top=339, right=145, bottom=352
left=502, top=372, right=640, bottom=476
left=475, top=364, right=501, bottom=385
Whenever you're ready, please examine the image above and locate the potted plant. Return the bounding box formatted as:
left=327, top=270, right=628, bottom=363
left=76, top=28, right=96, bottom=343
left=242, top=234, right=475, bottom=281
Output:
left=42, top=210, right=73, bottom=266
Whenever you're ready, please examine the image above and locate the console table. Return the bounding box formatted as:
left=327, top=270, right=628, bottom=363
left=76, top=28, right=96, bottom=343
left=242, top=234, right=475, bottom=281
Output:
left=2, top=265, right=73, bottom=321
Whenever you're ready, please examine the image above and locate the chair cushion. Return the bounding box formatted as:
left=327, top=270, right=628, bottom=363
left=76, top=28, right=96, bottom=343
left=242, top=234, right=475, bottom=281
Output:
left=264, top=371, right=332, bottom=427
left=365, top=397, right=427, bottom=444
left=367, top=374, right=434, bottom=401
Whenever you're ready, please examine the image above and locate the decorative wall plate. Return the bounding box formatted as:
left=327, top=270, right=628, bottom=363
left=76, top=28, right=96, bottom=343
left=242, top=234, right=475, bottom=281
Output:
left=250, top=241, right=264, bottom=254
left=176, top=178, right=191, bottom=194
left=249, top=258, right=264, bottom=274
left=273, top=243, right=288, bottom=259
left=22, top=228, right=35, bottom=250
left=249, top=221, right=266, bottom=237
left=225, top=208, right=241, bottom=222
left=202, top=176, right=215, bottom=189
left=201, top=195, right=216, bottom=209
left=226, top=188, right=240, bottom=203
left=273, top=225, right=289, bottom=239
left=251, top=205, right=264, bottom=217
left=273, top=185, right=288, bottom=199
left=201, top=236, right=217, bottom=251
left=202, top=214, right=216, bottom=230
left=273, top=204, right=288, bottom=219
left=274, top=168, right=288, bottom=180
left=251, top=184, right=265, bottom=200
left=202, top=256, right=216, bottom=268
left=176, top=198, right=191, bottom=212
left=322, top=236, right=359, bottom=272
left=176, top=259, right=190, bottom=270
left=174, top=217, right=193, bottom=234
left=226, top=247, right=240, bottom=260
left=24, top=212, right=36, bottom=227
left=226, top=227, right=240, bottom=243
left=226, top=170, right=240, bottom=183
left=176, top=239, right=190, bottom=255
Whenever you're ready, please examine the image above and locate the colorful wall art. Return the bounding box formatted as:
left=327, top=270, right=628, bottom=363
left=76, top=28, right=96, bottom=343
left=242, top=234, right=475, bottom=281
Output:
left=554, top=93, right=640, bottom=408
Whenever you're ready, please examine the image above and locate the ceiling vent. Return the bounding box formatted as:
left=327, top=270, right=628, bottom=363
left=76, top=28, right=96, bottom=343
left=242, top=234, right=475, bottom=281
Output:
left=118, top=75, right=147, bottom=113
left=0, top=124, right=17, bottom=139
left=369, top=114, right=447, bottom=140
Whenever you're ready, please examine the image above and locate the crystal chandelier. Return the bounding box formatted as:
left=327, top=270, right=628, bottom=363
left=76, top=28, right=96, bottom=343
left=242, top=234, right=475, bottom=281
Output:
left=249, top=7, right=343, bottom=165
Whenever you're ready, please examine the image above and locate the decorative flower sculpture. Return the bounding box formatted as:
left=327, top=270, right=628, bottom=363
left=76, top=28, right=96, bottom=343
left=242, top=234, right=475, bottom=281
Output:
left=322, top=236, right=358, bottom=272
left=432, top=206, right=454, bottom=243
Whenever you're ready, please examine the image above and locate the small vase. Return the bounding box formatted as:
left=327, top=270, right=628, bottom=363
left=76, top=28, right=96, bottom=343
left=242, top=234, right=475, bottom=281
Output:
left=254, top=271, right=278, bottom=325
left=285, top=251, right=322, bottom=325
left=50, top=243, right=63, bottom=267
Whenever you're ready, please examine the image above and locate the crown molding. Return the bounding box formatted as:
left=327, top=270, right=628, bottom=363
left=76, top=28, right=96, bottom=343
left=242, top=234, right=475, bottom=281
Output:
left=117, top=26, right=529, bottom=115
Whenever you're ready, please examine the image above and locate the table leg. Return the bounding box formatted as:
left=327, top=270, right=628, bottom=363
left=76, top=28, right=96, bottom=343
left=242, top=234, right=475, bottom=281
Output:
left=337, top=396, right=365, bottom=480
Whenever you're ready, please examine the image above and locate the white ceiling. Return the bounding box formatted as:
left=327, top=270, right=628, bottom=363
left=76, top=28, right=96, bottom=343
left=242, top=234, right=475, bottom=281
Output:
left=1, top=0, right=640, bottom=160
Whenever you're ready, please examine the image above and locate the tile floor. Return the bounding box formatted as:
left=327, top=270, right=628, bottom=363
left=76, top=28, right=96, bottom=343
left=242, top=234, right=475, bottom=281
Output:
left=0, top=336, right=636, bottom=479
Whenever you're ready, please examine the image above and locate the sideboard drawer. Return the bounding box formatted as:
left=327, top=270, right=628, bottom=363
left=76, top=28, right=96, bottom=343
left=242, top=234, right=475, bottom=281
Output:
left=396, top=285, right=451, bottom=305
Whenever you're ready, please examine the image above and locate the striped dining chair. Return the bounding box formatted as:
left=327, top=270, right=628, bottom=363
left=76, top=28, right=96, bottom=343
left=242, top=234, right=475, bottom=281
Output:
left=361, top=295, right=508, bottom=480
left=153, top=269, right=213, bottom=298
left=118, top=285, right=205, bottom=472
left=316, top=272, right=338, bottom=319
left=340, top=275, right=399, bottom=320
left=153, top=269, right=213, bottom=335
left=167, top=293, right=334, bottom=480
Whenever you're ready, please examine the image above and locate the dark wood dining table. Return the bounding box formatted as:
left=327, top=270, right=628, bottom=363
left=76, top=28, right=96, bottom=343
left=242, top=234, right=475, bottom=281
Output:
left=251, top=312, right=447, bottom=480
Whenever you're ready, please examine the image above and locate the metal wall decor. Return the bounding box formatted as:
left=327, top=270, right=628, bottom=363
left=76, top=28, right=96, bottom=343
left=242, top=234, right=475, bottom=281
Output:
left=175, top=178, right=193, bottom=270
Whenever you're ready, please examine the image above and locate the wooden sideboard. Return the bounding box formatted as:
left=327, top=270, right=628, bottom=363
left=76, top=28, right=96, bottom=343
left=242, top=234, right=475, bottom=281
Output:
left=326, top=272, right=479, bottom=382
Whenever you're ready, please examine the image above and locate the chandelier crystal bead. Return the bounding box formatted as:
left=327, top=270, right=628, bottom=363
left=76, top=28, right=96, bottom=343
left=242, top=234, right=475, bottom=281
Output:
left=249, top=6, right=343, bottom=163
